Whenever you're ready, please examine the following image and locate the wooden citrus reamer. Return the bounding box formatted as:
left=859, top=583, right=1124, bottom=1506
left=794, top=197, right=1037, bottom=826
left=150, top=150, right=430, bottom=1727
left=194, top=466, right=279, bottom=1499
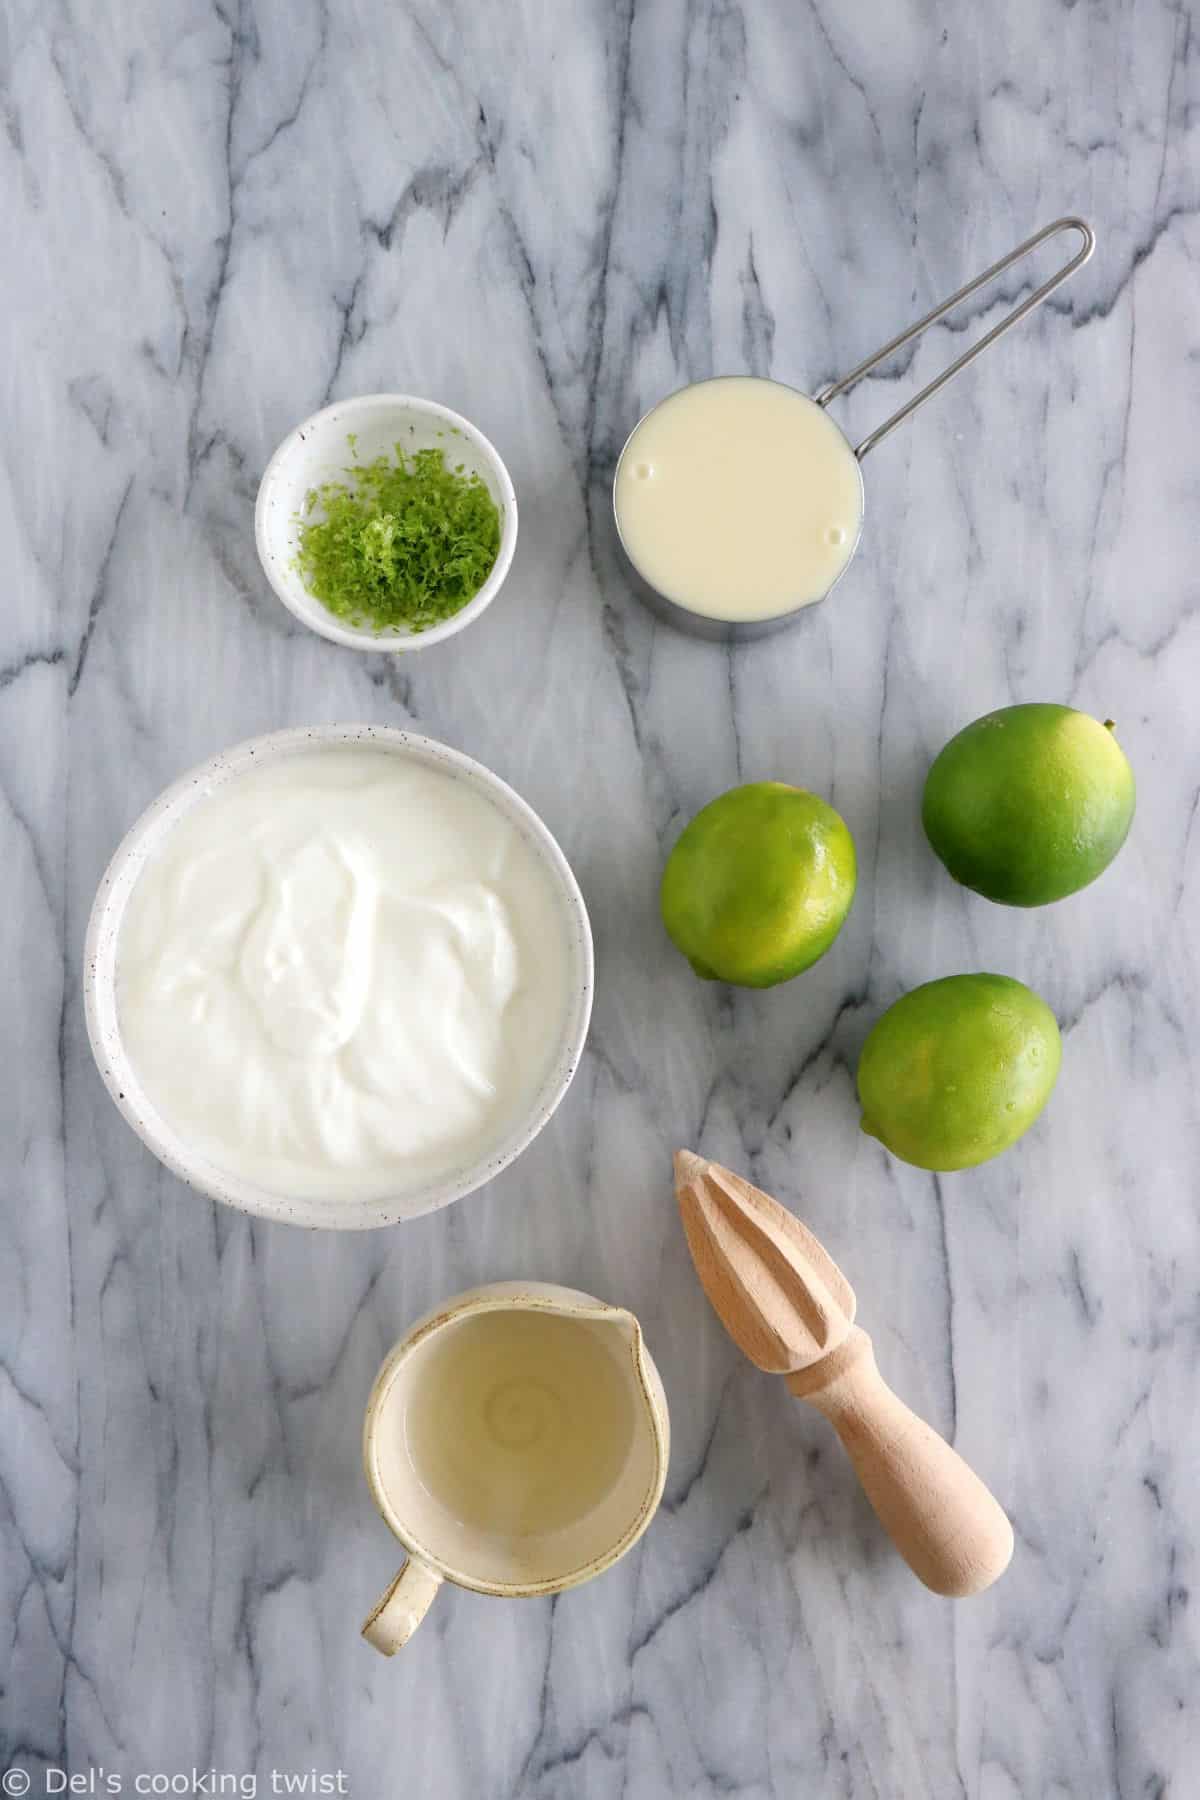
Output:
left=674, top=1151, right=1013, bottom=1597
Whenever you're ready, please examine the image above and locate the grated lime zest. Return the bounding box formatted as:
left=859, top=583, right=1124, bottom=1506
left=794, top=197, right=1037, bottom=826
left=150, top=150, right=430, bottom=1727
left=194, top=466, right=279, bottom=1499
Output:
left=295, top=442, right=501, bottom=633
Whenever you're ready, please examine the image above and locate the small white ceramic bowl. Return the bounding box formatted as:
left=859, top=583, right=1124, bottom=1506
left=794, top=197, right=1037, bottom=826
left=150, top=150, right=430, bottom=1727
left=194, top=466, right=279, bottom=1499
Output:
left=255, top=395, right=518, bottom=652
left=83, top=725, right=593, bottom=1231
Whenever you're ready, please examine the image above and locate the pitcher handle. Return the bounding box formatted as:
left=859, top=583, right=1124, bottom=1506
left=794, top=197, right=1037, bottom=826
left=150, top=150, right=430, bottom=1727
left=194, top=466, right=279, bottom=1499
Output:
left=362, top=1557, right=444, bottom=1655
left=815, top=217, right=1095, bottom=460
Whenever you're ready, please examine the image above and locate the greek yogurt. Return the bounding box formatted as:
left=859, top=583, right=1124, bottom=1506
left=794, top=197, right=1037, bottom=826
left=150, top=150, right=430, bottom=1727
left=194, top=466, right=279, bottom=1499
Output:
left=115, top=748, right=574, bottom=1201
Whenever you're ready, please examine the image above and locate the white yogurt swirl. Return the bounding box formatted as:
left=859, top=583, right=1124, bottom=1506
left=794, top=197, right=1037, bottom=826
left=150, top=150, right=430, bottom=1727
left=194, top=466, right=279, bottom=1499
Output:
left=117, top=749, right=572, bottom=1200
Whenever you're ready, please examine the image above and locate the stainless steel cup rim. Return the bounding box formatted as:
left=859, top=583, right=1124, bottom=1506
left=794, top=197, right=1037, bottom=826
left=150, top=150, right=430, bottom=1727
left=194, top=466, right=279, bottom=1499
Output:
left=612, top=377, right=866, bottom=641
left=611, top=217, right=1094, bottom=641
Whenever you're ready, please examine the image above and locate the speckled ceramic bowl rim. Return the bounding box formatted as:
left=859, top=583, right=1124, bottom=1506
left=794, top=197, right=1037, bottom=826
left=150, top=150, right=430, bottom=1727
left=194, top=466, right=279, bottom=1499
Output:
left=82, top=725, right=594, bottom=1231
left=255, top=394, right=519, bottom=652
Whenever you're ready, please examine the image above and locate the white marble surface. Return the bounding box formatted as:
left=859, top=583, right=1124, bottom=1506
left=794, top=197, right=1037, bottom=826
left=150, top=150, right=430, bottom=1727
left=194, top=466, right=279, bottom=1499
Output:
left=2, top=0, right=1198, bottom=1794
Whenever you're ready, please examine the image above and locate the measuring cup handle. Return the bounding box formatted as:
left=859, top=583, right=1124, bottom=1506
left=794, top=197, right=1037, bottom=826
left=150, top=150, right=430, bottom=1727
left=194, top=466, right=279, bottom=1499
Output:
left=362, top=1556, right=444, bottom=1655
left=815, top=217, right=1095, bottom=460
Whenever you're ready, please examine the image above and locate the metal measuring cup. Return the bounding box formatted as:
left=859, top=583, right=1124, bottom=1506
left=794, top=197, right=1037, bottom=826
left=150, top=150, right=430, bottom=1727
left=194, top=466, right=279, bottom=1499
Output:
left=612, top=217, right=1095, bottom=642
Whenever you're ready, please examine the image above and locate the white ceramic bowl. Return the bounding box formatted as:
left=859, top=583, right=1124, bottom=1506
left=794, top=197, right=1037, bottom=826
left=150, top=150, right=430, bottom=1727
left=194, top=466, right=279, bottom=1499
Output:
left=83, top=725, right=593, bottom=1230
left=255, top=396, right=518, bottom=651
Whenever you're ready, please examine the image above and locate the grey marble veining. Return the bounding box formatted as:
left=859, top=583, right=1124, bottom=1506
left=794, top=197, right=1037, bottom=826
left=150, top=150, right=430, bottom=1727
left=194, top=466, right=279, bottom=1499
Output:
left=2, top=0, right=1198, bottom=1793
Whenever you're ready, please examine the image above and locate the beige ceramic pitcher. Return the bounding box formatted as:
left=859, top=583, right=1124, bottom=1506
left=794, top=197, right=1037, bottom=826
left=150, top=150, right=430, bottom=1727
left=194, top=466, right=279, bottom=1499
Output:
left=362, top=1281, right=670, bottom=1654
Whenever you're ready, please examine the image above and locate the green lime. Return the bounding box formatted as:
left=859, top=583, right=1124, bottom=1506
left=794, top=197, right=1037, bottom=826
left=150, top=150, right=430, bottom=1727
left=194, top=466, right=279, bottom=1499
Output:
left=857, top=973, right=1061, bottom=1171
left=922, top=703, right=1135, bottom=906
left=661, top=781, right=856, bottom=988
